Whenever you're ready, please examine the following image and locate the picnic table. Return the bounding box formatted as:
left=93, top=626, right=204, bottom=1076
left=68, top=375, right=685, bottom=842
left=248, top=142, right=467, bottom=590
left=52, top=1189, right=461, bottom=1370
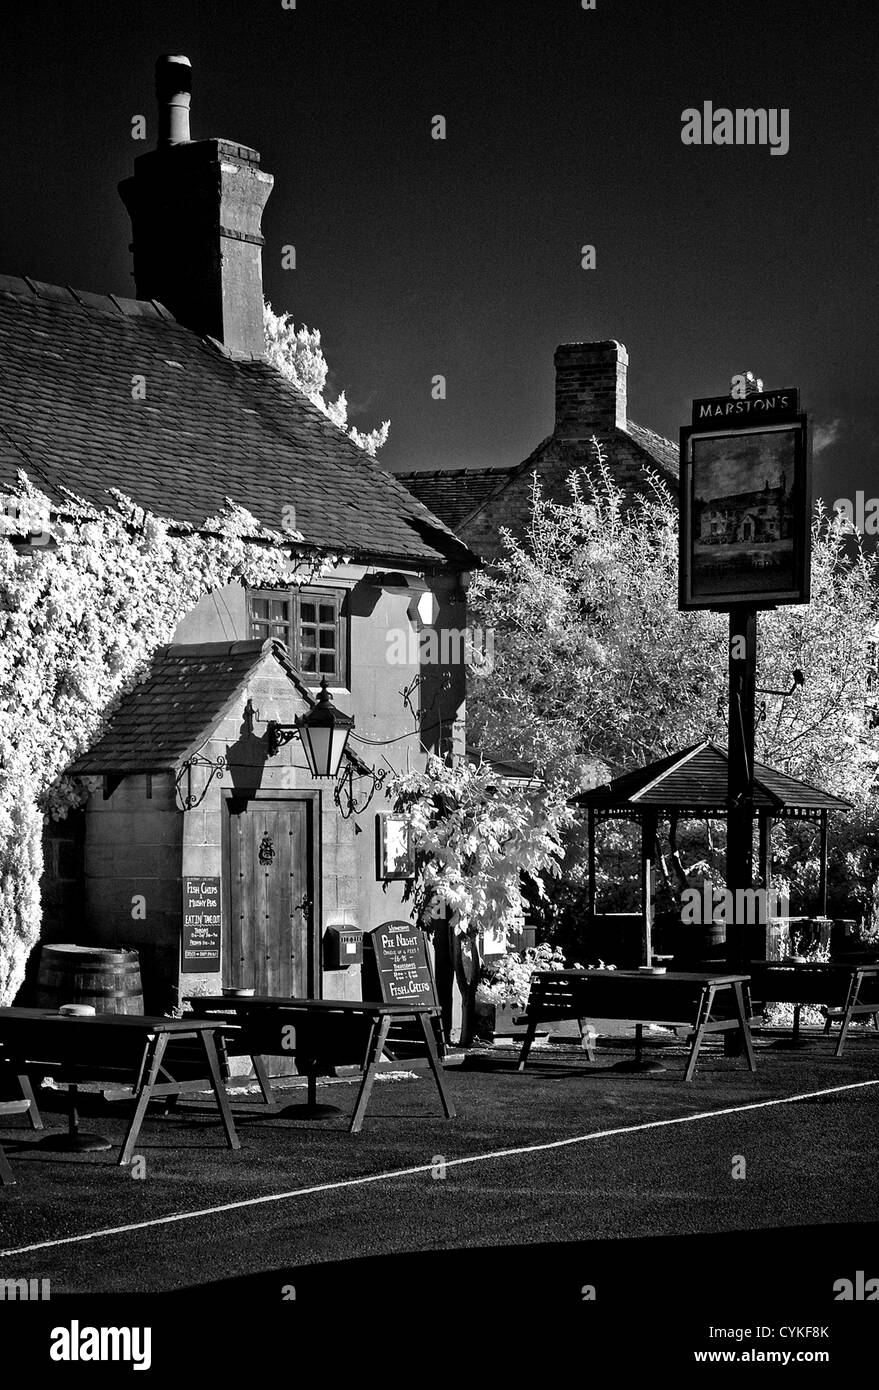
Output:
left=748, top=960, right=879, bottom=1055
left=0, top=1007, right=240, bottom=1166
left=517, top=969, right=757, bottom=1081
left=186, top=995, right=456, bottom=1134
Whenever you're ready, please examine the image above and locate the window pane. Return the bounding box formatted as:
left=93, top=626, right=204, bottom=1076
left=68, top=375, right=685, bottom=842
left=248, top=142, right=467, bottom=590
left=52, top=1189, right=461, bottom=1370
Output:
left=300, top=602, right=316, bottom=624
left=319, top=627, right=336, bottom=647
left=319, top=652, right=335, bottom=673
left=318, top=604, right=335, bottom=624
left=302, top=651, right=317, bottom=672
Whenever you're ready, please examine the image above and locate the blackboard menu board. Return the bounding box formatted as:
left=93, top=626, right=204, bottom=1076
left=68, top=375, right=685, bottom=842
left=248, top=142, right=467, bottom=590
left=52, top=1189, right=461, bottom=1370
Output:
left=181, top=876, right=222, bottom=973
left=365, top=921, right=437, bottom=1007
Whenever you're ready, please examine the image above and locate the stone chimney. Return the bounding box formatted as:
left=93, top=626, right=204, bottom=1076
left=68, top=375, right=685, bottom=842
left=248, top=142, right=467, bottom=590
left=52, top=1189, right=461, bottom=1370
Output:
left=118, top=55, right=273, bottom=358
left=554, top=340, right=628, bottom=437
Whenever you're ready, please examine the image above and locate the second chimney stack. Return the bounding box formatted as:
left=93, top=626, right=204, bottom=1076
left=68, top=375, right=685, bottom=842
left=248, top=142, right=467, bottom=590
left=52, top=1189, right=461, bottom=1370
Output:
left=554, top=340, right=629, bottom=437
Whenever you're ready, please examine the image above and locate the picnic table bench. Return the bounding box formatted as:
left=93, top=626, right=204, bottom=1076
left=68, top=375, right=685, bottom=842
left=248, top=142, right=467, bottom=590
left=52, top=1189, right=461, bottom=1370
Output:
left=0, top=1079, right=43, bottom=1186
left=0, top=1007, right=240, bottom=1166
left=186, top=995, right=456, bottom=1134
left=748, top=960, right=879, bottom=1055
left=518, top=969, right=757, bottom=1081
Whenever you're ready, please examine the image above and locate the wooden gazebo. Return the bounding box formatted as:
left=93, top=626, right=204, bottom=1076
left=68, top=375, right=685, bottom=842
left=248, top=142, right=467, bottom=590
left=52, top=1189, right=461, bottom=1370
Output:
left=573, top=741, right=852, bottom=966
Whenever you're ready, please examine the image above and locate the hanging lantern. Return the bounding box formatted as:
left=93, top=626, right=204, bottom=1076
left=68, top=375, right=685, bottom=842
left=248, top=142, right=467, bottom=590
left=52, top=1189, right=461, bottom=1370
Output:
left=295, top=678, right=354, bottom=779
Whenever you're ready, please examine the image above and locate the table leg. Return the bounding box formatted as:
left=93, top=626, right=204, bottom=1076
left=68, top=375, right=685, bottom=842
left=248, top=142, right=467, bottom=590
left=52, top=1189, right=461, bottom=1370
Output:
left=38, top=1082, right=112, bottom=1155
left=15, top=1071, right=43, bottom=1130
left=350, top=1014, right=393, bottom=1134
left=118, top=1034, right=170, bottom=1166
left=577, top=1017, right=596, bottom=1064
left=276, top=1057, right=340, bottom=1120
left=733, top=982, right=757, bottom=1073
left=252, top=1053, right=275, bottom=1106
left=418, top=1012, right=456, bottom=1120
left=200, top=1031, right=240, bottom=1151
left=517, top=1017, right=539, bottom=1072
left=0, top=1142, right=15, bottom=1186
left=832, top=973, right=862, bottom=1059
left=684, top=987, right=713, bottom=1082
left=612, top=1021, right=667, bottom=1075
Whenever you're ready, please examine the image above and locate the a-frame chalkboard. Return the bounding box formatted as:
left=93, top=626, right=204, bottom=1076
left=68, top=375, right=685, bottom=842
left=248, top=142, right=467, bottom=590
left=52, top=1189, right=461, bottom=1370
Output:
left=363, top=920, right=438, bottom=1009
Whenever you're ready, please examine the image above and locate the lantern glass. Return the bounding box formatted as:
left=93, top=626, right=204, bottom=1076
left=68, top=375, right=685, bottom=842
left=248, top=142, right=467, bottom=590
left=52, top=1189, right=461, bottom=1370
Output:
left=296, top=681, right=353, bottom=778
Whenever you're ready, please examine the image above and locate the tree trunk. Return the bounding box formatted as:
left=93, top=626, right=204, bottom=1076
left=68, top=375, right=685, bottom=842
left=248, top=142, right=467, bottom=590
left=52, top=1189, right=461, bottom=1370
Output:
left=451, top=928, right=481, bottom=1046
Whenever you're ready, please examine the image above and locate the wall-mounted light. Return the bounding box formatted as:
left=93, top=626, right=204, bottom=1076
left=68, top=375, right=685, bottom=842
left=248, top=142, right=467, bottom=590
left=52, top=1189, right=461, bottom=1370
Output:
left=266, top=678, right=354, bottom=778
left=408, top=588, right=439, bottom=630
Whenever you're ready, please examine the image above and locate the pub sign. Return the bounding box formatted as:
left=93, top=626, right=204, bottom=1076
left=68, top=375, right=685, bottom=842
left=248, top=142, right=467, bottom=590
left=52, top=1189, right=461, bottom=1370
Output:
left=679, top=387, right=811, bottom=610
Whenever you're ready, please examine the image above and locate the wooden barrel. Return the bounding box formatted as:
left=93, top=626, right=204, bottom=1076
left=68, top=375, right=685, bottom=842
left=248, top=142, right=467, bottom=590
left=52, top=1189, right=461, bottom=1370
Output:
left=35, top=944, right=144, bottom=1015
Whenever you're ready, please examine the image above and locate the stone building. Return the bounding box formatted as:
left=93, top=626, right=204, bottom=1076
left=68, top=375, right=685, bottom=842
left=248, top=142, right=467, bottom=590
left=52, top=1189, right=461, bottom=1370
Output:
left=0, top=57, right=474, bottom=1029
left=697, top=474, right=792, bottom=546
left=396, top=339, right=678, bottom=562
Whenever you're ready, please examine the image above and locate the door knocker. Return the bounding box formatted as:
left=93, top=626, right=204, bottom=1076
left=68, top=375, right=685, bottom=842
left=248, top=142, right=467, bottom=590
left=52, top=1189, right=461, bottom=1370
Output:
left=258, top=832, right=276, bottom=866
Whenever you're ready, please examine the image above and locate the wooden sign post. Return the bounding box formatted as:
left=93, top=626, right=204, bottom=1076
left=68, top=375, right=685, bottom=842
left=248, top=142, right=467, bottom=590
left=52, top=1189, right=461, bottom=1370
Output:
left=679, top=375, right=811, bottom=977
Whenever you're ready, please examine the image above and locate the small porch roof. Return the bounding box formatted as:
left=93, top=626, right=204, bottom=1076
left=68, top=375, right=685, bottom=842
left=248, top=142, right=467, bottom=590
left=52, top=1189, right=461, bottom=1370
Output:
left=69, top=639, right=311, bottom=776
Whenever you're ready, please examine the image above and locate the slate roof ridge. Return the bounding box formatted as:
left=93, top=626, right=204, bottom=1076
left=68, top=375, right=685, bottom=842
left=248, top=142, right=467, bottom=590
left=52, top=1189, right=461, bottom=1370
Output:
left=394, top=464, right=520, bottom=481
left=0, top=272, right=175, bottom=323
left=158, top=638, right=271, bottom=660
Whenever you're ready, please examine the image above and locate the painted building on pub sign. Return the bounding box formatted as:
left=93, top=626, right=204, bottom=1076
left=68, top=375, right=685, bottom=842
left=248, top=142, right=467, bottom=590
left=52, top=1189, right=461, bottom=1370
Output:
left=0, top=57, right=475, bottom=1022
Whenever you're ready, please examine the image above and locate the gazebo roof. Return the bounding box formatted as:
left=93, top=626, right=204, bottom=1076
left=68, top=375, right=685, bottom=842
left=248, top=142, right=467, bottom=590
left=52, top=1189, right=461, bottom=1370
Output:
left=572, top=740, right=852, bottom=820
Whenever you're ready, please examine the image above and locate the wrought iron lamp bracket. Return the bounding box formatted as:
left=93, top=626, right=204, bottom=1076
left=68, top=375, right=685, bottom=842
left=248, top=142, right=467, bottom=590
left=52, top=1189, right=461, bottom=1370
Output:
left=176, top=753, right=226, bottom=811
left=265, top=721, right=300, bottom=758
left=334, top=761, right=389, bottom=820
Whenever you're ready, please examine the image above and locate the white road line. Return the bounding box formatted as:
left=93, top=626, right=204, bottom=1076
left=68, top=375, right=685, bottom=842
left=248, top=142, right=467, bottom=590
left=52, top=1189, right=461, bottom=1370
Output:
left=1, top=1077, right=876, bottom=1259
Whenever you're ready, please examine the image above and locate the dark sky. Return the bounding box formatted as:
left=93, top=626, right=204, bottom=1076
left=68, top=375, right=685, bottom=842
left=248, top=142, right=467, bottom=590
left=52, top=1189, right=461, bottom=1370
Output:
left=1, top=0, right=876, bottom=507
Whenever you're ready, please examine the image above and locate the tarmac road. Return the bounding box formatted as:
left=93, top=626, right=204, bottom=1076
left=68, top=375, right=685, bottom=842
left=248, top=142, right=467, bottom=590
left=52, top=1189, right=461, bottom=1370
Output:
left=2, top=1032, right=878, bottom=1299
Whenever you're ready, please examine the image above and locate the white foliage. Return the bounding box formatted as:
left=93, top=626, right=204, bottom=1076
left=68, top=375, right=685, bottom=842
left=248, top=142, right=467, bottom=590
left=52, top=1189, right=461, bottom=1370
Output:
left=263, top=303, right=390, bottom=456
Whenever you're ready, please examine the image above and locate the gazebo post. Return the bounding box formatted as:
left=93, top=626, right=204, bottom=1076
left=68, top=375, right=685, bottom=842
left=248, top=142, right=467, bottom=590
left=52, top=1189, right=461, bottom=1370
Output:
left=758, top=813, right=773, bottom=958
left=588, top=808, right=597, bottom=921
left=818, top=809, right=829, bottom=918
left=641, top=810, right=658, bottom=966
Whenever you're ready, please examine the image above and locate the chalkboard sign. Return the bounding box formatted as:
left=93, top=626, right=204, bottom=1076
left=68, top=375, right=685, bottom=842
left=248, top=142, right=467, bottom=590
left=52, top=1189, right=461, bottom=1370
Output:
left=364, top=920, right=437, bottom=1007
left=181, top=876, right=222, bottom=973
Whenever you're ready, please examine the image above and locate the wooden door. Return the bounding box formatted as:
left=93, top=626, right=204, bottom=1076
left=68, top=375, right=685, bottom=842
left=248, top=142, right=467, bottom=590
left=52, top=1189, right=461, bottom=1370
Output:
left=223, top=796, right=314, bottom=998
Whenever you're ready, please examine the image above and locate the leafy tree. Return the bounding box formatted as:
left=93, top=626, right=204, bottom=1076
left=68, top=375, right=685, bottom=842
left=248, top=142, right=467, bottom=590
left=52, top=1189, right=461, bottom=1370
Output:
left=467, top=453, right=879, bottom=931
left=387, top=753, right=570, bottom=1043
left=264, top=303, right=390, bottom=456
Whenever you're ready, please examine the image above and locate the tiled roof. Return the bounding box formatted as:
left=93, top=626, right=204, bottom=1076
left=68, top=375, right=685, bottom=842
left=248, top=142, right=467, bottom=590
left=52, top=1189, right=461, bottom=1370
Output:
left=0, top=276, right=473, bottom=568
left=573, top=741, right=852, bottom=817
left=624, top=420, right=679, bottom=477
left=396, top=420, right=679, bottom=530
left=392, top=466, right=519, bottom=531
left=69, top=639, right=305, bottom=774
